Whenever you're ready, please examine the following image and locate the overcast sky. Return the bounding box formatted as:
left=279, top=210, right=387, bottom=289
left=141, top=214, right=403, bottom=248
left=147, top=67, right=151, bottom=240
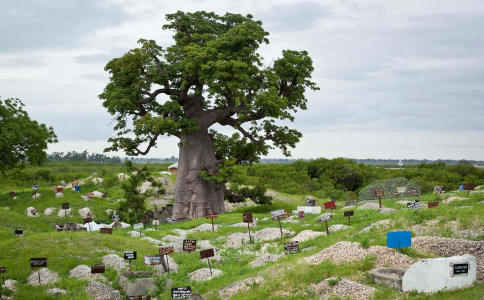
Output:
left=1, top=0, right=484, bottom=160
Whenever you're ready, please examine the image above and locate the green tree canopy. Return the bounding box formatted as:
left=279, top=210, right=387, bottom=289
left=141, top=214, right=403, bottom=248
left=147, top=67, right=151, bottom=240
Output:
left=0, top=97, right=57, bottom=173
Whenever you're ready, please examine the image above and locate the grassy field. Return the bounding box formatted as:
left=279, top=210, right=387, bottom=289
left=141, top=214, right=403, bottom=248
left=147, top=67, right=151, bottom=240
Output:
left=1, top=163, right=483, bottom=299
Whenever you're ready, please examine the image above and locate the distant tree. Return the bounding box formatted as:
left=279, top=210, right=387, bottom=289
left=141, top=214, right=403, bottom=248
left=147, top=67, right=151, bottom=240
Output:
left=0, top=97, right=57, bottom=173
left=100, top=11, right=318, bottom=219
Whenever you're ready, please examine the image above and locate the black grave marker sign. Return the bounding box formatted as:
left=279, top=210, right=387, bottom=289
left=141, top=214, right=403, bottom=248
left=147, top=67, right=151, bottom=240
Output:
left=183, top=239, right=197, bottom=252
left=305, top=199, right=316, bottom=207
left=453, top=263, right=469, bottom=276
left=91, top=264, right=105, bottom=274
left=171, top=286, right=192, bottom=299
left=407, top=200, right=421, bottom=210
left=284, top=241, right=299, bottom=254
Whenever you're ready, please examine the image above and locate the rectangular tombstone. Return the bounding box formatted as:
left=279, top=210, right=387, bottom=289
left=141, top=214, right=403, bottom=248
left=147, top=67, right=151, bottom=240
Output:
left=144, top=255, right=163, bottom=265
left=296, top=206, right=321, bottom=214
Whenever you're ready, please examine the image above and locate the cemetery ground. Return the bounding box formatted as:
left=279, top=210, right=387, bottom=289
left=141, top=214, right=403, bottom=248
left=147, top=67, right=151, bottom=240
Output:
left=1, top=165, right=484, bottom=299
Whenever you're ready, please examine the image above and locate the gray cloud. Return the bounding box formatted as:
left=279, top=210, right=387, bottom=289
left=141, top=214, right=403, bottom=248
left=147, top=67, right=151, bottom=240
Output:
left=75, top=48, right=128, bottom=64
left=0, top=0, right=129, bottom=53
left=256, top=1, right=331, bottom=31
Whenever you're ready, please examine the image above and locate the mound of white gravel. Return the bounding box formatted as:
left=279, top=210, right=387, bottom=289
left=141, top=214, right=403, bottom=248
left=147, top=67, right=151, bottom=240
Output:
left=225, top=232, right=251, bottom=248
left=328, top=225, right=349, bottom=232
left=26, top=207, right=40, bottom=217
left=253, top=227, right=294, bottom=242
left=126, top=231, right=144, bottom=237
left=309, top=277, right=376, bottom=300
left=32, top=193, right=41, bottom=199
left=102, top=254, right=127, bottom=271
left=292, top=230, right=326, bottom=243
left=380, top=208, right=397, bottom=214
left=86, top=282, right=121, bottom=300
left=69, top=265, right=107, bottom=281
left=305, top=242, right=367, bottom=265
left=92, top=191, right=105, bottom=198
left=91, top=178, right=104, bottom=184
left=162, top=235, right=185, bottom=244
left=78, top=207, right=92, bottom=218
left=412, top=236, right=484, bottom=280
left=188, top=223, right=219, bottom=233
left=250, top=254, right=284, bottom=267
left=57, top=208, right=71, bottom=217
left=81, top=195, right=92, bottom=202
left=28, top=268, right=59, bottom=285
left=359, top=220, right=390, bottom=233
left=55, top=192, right=64, bottom=198
left=3, top=279, right=17, bottom=292
left=188, top=268, right=223, bottom=282
left=358, top=203, right=382, bottom=210
left=231, top=218, right=258, bottom=227
left=443, top=196, right=467, bottom=204
left=44, top=207, right=56, bottom=215
left=367, top=246, right=414, bottom=268
left=455, top=206, right=473, bottom=209
left=140, top=237, right=163, bottom=246
left=219, top=276, right=265, bottom=299
left=117, top=173, right=129, bottom=180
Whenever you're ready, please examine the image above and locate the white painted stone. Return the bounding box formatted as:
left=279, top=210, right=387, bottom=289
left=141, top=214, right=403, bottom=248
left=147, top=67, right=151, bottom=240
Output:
left=402, top=255, right=476, bottom=293
left=296, top=206, right=322, bottom=214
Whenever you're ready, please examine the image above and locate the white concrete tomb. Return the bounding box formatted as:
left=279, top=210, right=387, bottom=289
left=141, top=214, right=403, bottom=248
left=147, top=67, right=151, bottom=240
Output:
left=402, top=255, right=476, bottom=293
left=296, top=206, right=322, bottom=214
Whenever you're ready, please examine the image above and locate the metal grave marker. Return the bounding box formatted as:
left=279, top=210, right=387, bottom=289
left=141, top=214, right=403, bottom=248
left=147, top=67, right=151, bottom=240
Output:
left=323, top=201, right=336, bottom=214
left=428, top=202, right=439, bottom=209
left=144, top=255, right=163, bottom=266
left=113, top=215, right=120, bottom=222
left=91, top=264, right=105, bottom=274
left=87, top=192, right=94, bottom=199
left=57, top=187, right=63, bottom=193
left=318, top=215, right=333, bottom=235
left=372, top=188, right=385, bottom=208
left=407, top=200, right=420, bottom=210
left=243, top=212, right=253, bottom=240
left=171, top=286, right=192, bottom=299
left=183, top=239, right=197, bottom=253
left=284, top=241, right=299, bottom=255
left=124, top=251, right=137, bottom=265
left=9, top=191, right=15, bottom=197
left=344, top=210, right=354, bottom=226
left=452, top=263, right=469, bottom=276
left=200, top=249, right=215, bottom=276
left=75, top=186, right=81, bottom=192
left=15, top=229, right=23, bottom=237
left=459, top=184, right=475, bottom=195
left=206, top=213, right=218, bottom=232
left=159, top=246, right=174, bottom=272
left=387, top=231, right=412, bottom=257
left=100, top=228, right=113, bottom=235
left=32, top=184, right=39, bottom=199
left=0, top=267, right=5, bottom=273
left=30, top=258, right=47, bottom=284
left=271, top=209, right=288, bottom=238
left=306, top=199, right=316, bottom=207
left=298, top=211, right=305, bottom=221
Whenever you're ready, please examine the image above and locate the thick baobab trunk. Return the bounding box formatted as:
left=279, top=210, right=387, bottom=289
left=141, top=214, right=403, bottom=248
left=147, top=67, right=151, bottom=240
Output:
left=172, top=130, right=225, bottom=220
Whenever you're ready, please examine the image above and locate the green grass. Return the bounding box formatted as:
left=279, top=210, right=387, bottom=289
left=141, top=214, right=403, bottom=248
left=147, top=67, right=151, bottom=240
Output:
left=1, top=164, right=484, bottom=299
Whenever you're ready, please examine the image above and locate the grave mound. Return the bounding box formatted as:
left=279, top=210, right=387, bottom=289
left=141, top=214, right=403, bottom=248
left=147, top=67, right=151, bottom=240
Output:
left=329, top=224, right=349, bottom=232
left=44, top=207, right=56, bottom=215
left=292, top=230, right=326, bottom=243
left=188, top=268, right=223, bottom=282
left=443, top=196, right=467, bottom=204
left=46, top=288, right=67, bottom=296
left=358, top=203, right=382, bottom=210
left=219, top=276, right=265, bottom=299
left=102, top=254, right=127, bottom=271
left=359, top=220, right=390, bottom=233
left=250, top=254, right=283, bottom=267
left=309, top=277, right=376, bottom=300
left=86, top=282, right=121, bottom=300
left=27, top=268, right=59, bottom=285
left=253, top=227, right=294, bottom=242
left=69, top=265, right=107, bottom=280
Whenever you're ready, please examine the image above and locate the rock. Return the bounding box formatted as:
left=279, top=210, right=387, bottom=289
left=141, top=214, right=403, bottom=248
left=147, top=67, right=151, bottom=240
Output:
left=46, top=288, right=67, bottom=296
left=3, top=279, right=17, bottom=292
left=26, top=207, right=40, bottom=217
left=250, top=254, right=283, bottom=267
left=292, top=230, right=326, bottom=242
left=188, top=268, right=223, bottom=282
left=57, top=208, right=72, bottom=217
left=86, top=282, right=121, bottom=300
left=55, top=192, right=64, bottom=198
left=360, top=220, right=390, bottom=233
left=309, top=277, right=376, bottom=300
left=27, top=268, right=59, bottom=285
left=219, top=276, right=265, bottom=299
left=32, top=193, right=41, bottom=199
left=69, top=265, right=107, bottom=281
left=78, top=207, right=92, bottom=218
left=119, top=274, right=156, bottom=296
left=102, top=254, right=128, bottom=271
left=358, top=203, right=382, bottom=210
left=44, top=207, right=56, bottom=215
left=92, top=178, right=104, bottom=184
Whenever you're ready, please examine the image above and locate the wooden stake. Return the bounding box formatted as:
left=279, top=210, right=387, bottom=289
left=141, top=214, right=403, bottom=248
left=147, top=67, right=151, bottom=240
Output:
left=247, top=223, right=251, bottom=242
left=211, top=218, right=214, bottom=232
left=278, top=219, right=283, bottom=238
left=378, top=196, right=382, bottom=208
left=38, top=267, right=41, bottom=284
left=166, top=255, right=170, bottom=273
left=348, top=215, right=351, bottom=226
left=325, top=221, right=329, bottom=235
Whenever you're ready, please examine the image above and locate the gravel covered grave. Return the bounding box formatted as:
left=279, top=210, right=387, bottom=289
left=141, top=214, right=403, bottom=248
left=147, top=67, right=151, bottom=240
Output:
left=443, top=196, right=467, bottom=204
left=225, top=227, right=294, bottom=249
left=380, top=208, right=397, bottom=214
left=86, top=282, right=121, bottom=300
left=250, top=253, right=284, bottom=267
left=78, top=207, right=92, bottom=218
left=126, top=230, right=144, bottom=237
left=140, top=237, right=163, bottom=246
left=358, top=203, right=382, bottom=210
left=359, top=220, right=390, bottom=233
left=44, top=207, right=56, bottom=215
left=292, top=230, right=326, bottom=242
left=309, top=277, right=376, bottom=300
left=304, top=241, right=414, bottom=268
left=102, top=254, right=127, bottom=271
left=57, top=208, right=71, bottom=217
left=69, top=265, right=107, bottom=281
left=413, top=236, right=484, bottom=280
left=219, top=276, right=265, bottom=299
left=328, top=224, right=349, bottom=232
left=188, top=268, right=223, bottom=282
left=27, top=268, right=59, bottom=285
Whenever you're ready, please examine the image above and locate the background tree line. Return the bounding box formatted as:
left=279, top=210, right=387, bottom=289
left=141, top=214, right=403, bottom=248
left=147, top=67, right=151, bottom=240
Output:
left=239, top=158, right=484, bottom=200
left=48, top=150, right=121, bottom=164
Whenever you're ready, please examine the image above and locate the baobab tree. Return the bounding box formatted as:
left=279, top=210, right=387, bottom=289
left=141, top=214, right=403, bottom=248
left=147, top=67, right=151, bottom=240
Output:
left=100, top=11, right=319, bottom=220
